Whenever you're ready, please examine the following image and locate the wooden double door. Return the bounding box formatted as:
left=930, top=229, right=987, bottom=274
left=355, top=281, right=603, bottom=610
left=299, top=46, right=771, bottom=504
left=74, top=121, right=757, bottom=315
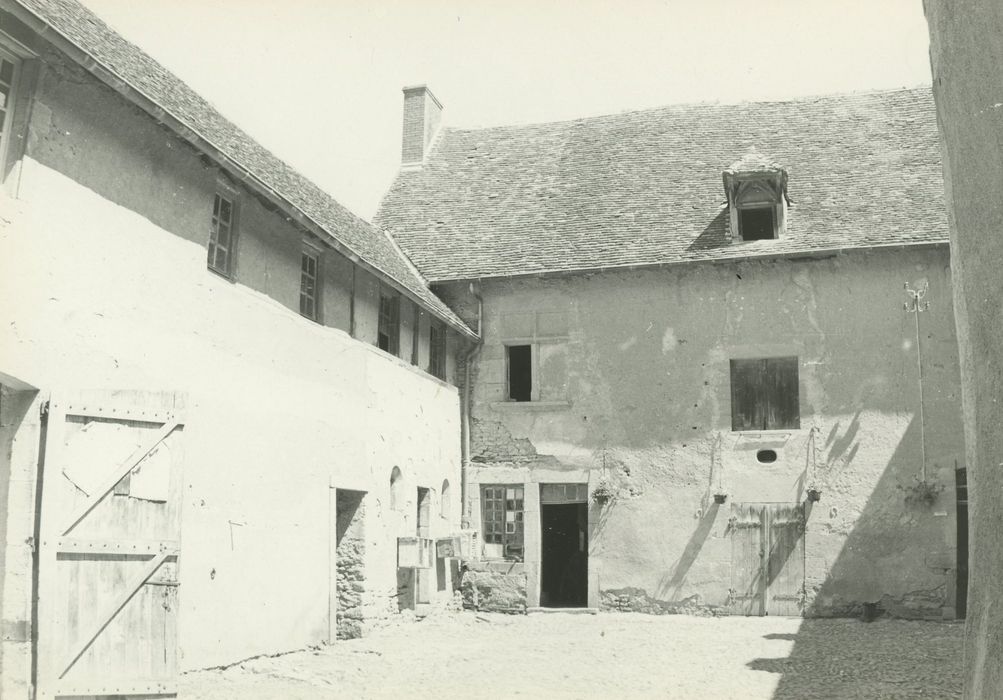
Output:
left=729, top=503, right=805, bottom=616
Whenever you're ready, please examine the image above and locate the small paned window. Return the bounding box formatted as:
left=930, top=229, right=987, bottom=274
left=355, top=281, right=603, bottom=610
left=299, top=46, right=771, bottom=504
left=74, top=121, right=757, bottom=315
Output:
left=207, top=193, right=235, bottom=276
left=481, top=485, right=524, bottom=561
left=0, top=48, right=21, bottom=181
left=730, top=357, right=800, bottom=431
left=507, top=345, right=532, bottom=401
left=739, top=207, right=776, bottom=240
left=429, top=321, right=447, bottom=380
left=299, top=249, right=320, bottom=320
left=378, top=291, right=400, bottom=355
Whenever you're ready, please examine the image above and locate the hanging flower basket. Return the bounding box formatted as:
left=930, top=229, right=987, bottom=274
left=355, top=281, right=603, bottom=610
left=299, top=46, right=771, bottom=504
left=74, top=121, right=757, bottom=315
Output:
left=807, top=488, right=822, bottom=503
left=591, top=479, right=616, bottom=506
left=713, top=493, right=728, bottom=504
left=902, top=477, right=943, bottom=506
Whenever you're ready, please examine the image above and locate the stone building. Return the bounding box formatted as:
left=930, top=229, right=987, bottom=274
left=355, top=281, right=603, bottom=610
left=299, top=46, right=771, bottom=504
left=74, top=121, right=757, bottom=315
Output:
left=0, top=1, right=475, bottom=697
left=377, top=86, right=968, bottom=617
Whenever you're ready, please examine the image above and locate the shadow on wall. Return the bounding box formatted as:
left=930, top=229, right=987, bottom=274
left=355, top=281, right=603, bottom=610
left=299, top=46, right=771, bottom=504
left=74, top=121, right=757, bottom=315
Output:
left=655, top=501, right=720, bottom=601
left=748, top=415, right=963, bottom=695
left=806, top=416, right=954, bottom=619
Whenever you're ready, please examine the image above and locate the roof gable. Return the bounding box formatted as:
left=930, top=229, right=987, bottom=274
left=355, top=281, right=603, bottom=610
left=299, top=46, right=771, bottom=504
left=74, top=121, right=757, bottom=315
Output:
left=376, top=87, right=948, bottom=281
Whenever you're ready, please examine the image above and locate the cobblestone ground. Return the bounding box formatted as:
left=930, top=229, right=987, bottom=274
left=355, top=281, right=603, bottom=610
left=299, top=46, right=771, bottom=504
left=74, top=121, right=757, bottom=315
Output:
left=180, top=612, right=963, bottom=699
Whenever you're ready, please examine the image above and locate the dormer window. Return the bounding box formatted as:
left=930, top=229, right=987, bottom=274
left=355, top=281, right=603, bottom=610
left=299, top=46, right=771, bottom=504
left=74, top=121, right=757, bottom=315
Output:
left=723, top=151, right=789, bottom=242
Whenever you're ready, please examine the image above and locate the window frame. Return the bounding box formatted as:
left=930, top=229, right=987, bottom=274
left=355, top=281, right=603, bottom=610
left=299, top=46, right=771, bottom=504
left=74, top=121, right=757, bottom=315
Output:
left=207, top=191, right=237, bottom=278
left=505, top=343, right=535, bottom=401
left=299, top=244, right=322, bottom=322
left=0, top=44, right=22, bottom=185
left=730, top=356, right=800, bottom=431
left=429, top=320, right=447, bottom=380
left=737, top=203, right=777, bottom=241
left=480, top=484, right=525, bottom=561
left=377, top=288, right=401, bottom=356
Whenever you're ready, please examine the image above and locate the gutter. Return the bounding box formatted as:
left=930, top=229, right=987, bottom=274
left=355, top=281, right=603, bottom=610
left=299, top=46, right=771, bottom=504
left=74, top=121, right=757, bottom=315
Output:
left=459, top=282, right=483, bottom=529
left=4, top=1, right=477, bottom=341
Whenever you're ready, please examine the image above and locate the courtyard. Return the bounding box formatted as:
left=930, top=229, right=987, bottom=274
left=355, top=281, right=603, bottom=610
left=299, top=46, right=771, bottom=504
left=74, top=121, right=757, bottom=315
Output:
left=180, top=612, right=963, bottom=699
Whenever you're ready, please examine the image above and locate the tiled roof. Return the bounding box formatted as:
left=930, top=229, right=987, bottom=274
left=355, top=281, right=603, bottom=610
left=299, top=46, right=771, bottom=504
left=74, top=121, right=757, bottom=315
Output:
left=376, top=87, right=948, bottom=282
left=12, top=0, right=475, bottom=336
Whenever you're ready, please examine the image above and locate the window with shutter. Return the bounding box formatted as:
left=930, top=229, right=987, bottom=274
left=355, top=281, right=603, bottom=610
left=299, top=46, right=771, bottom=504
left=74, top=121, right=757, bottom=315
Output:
left=730, top=357, right=800, bottom=431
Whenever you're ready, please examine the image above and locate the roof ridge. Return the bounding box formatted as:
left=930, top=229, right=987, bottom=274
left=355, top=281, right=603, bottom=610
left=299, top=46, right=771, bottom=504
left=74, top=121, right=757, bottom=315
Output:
left=441, top=84, right=934, bottom=135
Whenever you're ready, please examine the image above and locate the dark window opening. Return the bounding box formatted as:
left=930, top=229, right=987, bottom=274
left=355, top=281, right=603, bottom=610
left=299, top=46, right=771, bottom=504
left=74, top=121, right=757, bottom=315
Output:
left=730, top=357, right=799, bottom=431
left=756, top=449, right=778, bottom=464
left=378, top=292, right=400, bottom=355
left=739, top=207, right=776, bottom=240
left=429, top=321, right=446, bottom=380
left=507, top=345, right=532, bottom=401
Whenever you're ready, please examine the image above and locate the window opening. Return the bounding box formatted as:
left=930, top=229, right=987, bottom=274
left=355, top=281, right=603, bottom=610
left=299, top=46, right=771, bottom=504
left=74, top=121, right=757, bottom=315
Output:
left=300, top=249, right=319, bottom=320
left=440, top=479, right=451, bottom=521
left=507, top=345, right=532, bottom=401
left=730, top=357, right=800, bottom=431
left=389, top=467, right=403, bottom=511
left=0, top=48, right=20, bottom=178
left=378, top=291, right=400, bottom=355
left=208, top=193, right=235, bottom=276
left=429, top=321, right=446, bottom=380
left=481, top=485, right=524, bottom=561
left=739, top=207, right=776, bottom=240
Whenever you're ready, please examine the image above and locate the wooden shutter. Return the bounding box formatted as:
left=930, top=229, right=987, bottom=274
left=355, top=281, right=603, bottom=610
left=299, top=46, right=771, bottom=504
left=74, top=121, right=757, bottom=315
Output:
left=730, top=359, right=765, bottom=430
left=764, top=357, right=799, bottom=429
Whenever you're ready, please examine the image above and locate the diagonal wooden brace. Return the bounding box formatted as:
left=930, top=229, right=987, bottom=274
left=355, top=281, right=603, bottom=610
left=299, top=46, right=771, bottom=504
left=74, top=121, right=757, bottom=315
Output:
left=60, top=550, right=170, bottom=678
left=61, top=417, right=180, bottom=536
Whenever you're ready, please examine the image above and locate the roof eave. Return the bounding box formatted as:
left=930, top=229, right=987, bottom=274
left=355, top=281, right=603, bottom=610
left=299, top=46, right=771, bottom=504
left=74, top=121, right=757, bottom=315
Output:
left=424, top=239, right=951, bottom=284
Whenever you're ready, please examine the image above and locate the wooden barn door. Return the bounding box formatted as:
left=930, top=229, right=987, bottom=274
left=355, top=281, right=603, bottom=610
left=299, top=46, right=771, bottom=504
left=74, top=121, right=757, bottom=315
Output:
left=729, top=503, right=805, bottom=616
left=35, top=390, right=185, bottom=699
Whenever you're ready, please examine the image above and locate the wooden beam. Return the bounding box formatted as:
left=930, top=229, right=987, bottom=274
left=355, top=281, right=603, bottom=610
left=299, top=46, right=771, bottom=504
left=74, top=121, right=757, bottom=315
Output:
left=61, top=418, right=180, bottom=536
left=55, top=538, right=180, bottom=556
left=60, top=551, right=170, bottom=679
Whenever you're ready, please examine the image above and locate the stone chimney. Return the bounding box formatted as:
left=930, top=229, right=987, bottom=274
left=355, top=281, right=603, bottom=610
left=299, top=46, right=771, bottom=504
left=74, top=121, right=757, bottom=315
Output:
left=401, top=85, right=443, bottom=166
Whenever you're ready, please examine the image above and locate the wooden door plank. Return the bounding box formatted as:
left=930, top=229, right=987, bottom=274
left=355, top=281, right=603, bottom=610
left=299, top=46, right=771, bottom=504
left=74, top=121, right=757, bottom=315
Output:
left=37, top=396, right=66, bottom=693
left=60, top=550, right=170, bottom=678
left=61, top=417, right=180, bottom=536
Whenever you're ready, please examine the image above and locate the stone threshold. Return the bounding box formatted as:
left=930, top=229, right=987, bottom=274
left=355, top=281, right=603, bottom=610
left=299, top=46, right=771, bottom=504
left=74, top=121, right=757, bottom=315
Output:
left=527, top=607, right=599, bottom=615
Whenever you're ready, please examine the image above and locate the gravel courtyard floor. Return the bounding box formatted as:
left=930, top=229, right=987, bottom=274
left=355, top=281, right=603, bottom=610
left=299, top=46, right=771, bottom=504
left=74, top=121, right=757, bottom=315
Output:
left=180, top=612, right=963, bottom=700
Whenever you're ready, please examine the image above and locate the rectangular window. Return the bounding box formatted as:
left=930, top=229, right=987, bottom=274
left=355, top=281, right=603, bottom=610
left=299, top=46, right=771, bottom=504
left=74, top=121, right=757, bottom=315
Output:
left=429, top=321, right=446, bottom=380
left=0, top=47, right=22, bottom=183
left=507, top=345, right=533, bottom=401
left=299, top=248, right=320, bottom=320
left=377, top=291, right=400, bottom=355
left=730, top=357, right=800, bottom=431
left=481, top=485, right=524, bottom=561
left=739, top=207, right=776, bottom=241
left=207, top=193, right=235, bottom=276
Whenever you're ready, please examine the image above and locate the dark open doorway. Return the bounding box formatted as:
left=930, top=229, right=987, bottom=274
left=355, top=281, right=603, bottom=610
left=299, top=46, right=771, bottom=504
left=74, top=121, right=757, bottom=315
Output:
left=333, top=488, right=366, bottom=640
left=540, top=499, right=588, bottom=608
left=955, top=468, right=968, bottom=619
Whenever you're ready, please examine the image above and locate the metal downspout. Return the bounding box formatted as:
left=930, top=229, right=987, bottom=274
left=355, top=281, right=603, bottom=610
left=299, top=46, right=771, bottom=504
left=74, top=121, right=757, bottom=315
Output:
left=460, top=282, right=483, bottom=528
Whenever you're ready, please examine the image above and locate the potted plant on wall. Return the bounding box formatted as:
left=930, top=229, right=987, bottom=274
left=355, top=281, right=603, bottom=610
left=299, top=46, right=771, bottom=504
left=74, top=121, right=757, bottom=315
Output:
left=806, top=485, right=822, bottom=502
left=591, top=475, right=616, bottom=506
left=901, top=475, right=944, bottom=507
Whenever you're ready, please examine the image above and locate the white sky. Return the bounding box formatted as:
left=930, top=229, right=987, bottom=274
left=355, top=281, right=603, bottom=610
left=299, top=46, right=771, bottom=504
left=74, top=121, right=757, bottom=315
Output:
left=80, top=0, right=932, bottom=221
